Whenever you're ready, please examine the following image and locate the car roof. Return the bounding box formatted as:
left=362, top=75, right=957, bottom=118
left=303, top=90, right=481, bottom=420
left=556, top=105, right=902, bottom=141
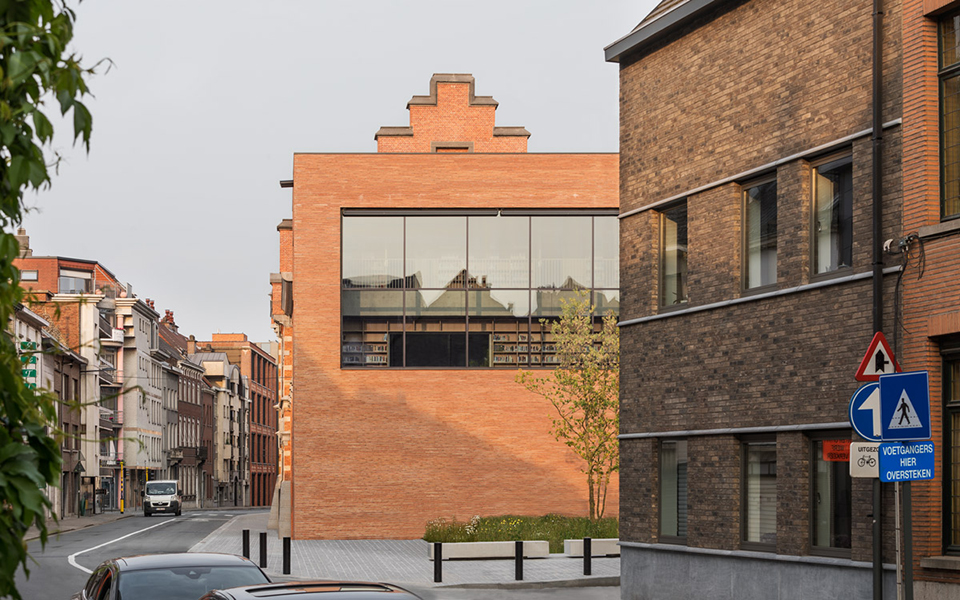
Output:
left=114, top=552, right=258, bottom=571
left=209, top=581, right=420, bottom=599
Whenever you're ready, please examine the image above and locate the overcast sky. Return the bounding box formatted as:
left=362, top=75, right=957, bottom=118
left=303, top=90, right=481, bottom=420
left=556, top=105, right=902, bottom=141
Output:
left=20, top=1, right=656, bottom=343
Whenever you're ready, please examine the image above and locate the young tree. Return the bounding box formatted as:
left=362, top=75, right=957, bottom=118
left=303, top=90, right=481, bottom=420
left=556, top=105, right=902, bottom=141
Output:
left=516, top=290, right=619, bottom=521
left=0, top=2, right=97, bottom=598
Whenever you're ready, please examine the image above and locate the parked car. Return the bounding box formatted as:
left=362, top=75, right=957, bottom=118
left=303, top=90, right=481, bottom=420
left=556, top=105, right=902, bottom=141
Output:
left=142, top=479, right=183, bottom=516
left=198, top=581, right=423, bottom=599
left=70, top=552, right=270, bottom=600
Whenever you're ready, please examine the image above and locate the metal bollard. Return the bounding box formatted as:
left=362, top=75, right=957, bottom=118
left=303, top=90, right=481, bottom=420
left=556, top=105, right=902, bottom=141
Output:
left=242, top=529, right=250, bottom=559
left=283, top=537, right=291, bottom=575
left=584, top=537, right=592, bottom=576
left=433, top=542, right=442, bottom=583
left=515, top=540, right=523, bottom=581
left=260, top=532, right=268, bottom=568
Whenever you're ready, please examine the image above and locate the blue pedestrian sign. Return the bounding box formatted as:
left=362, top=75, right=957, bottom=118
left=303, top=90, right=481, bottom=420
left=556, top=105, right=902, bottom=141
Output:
left=848, top=383, right=881, bottom=442
left=878, top=441, right=935, bottom=482
left=880, top=371, right=930, bottom=441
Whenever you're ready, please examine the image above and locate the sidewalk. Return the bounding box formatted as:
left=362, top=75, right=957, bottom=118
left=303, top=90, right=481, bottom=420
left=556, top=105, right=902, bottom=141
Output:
left=189, top=512, right=620, bottom=589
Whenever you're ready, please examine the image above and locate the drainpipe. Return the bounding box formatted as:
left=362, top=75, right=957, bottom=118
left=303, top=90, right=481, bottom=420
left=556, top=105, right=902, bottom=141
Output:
left=871, top=0, right=884, bottom=597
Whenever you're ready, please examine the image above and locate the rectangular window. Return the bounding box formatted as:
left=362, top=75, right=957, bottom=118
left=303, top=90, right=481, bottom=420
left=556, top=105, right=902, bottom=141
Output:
left=341, top=212, right=618, bottom=369
left=813, top=155, right=853, bottom=274
left=743, top=179, right=778, bottom=289
left=660, top=202, right=687, bottom=306
left=743, top=439, right=777, bottom=549
left=660, top=439, right=688, bottom=542
left=812, top=437, right=852, bottom=554
left=943, top=337, right=960, bottom=553
left=19, top=270, right=38, bottom=281
left=941, top=12, right=960, bottom=219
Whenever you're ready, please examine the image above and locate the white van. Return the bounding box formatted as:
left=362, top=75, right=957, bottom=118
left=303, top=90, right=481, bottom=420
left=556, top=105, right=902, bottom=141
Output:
left=142, top=480, right=182, bottom=517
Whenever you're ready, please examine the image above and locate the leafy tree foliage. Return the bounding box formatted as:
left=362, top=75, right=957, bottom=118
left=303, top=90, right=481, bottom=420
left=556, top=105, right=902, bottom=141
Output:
left=0, top=2, right=96, bottom=598
left=516, top=290, right=619, bottom=520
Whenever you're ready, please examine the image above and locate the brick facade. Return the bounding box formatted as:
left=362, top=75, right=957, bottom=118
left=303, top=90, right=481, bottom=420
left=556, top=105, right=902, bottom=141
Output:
left=612, top=0, right=904, bottom=597
left=279, top=74, right=619, bottom=539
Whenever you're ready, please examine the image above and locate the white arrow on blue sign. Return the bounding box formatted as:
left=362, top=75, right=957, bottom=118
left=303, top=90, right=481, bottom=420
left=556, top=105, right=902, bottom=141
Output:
left=880, top=371, right=931, bottom=442
left=848, top=382, right=881, bottom=442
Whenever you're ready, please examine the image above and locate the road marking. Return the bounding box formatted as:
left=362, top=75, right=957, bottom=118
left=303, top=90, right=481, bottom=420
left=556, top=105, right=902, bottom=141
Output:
left=67, top=519, right=177, bottom=574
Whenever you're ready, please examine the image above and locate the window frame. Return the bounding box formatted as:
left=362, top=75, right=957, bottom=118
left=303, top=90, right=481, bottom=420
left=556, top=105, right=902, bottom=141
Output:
left=19, top=269, right=38, bottom=281
left=942, top=335, right=960, bottom=554
left=659, top=438, right=688, bottom=545
left=810, top=152, right=854, bottom=278
left=658, top=201, right=688, bottom=309
left=740, top=434, right=777, bottom=552
left=741, top=175, right=779, bottom=292
left=807, top=429, right=853, bottom=559
left=940, top=10, right=960, bottom=221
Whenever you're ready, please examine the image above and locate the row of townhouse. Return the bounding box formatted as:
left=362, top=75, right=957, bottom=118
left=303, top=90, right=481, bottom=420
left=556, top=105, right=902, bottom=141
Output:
left=606, top=0, right=960, bottom=598
left=12, top=231, right=279, bottom=516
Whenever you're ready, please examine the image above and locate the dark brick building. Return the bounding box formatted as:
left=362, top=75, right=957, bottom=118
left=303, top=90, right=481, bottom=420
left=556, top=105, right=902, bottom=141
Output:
left=608, top=0, right=903, bottom=597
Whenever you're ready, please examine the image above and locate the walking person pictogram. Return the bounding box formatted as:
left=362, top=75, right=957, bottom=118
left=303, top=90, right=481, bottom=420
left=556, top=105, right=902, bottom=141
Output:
left=898, top=397, right=911, bottom=425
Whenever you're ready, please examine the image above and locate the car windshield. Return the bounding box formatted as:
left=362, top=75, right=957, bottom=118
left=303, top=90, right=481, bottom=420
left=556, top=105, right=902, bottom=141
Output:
left=117, top=565, right=268, bottom=600
left=145, top=482, right=176, bottom=495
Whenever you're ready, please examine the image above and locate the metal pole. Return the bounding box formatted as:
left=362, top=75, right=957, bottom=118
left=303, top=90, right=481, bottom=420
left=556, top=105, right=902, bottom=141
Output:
left=584, top=537, right=592, bottom=576
left=874, top=479, right=884, bottom=600
left=895, top=483, right=902, bottom=600
left=433, top=543, right=442, bottom=583
left=871, top=0, right=885, bottom=594
left=515, top=541, right=523, bottom=581
left=283, top=537, right=291, bottom=575
left=242, top=529, right=250, bottom=559
left=260, top=532, right=268, bottom=568
left=904, top=481, right=914, bottom=600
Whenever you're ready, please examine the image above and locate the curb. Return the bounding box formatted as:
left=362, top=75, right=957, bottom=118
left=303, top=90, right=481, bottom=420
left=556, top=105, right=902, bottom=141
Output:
left=25, top=513, right=135, bottom=543
left=436, top=576, right=620, bottom=590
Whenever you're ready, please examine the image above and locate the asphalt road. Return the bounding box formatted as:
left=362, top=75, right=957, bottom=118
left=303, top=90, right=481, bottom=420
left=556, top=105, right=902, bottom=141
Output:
left=12, top=509, right=264, bottom=600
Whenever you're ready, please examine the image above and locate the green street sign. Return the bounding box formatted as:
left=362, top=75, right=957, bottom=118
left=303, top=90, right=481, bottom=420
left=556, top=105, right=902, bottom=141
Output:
left=21, top=369, right=36, bottom=378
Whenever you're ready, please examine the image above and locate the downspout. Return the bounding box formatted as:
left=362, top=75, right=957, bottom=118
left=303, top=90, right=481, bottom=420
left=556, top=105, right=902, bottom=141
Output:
left=871, top=0, right=884, bottom=597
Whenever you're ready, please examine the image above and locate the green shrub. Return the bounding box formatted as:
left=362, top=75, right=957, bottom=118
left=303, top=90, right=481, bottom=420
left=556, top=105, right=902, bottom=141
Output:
left=423, top=514, right=618, bottom=554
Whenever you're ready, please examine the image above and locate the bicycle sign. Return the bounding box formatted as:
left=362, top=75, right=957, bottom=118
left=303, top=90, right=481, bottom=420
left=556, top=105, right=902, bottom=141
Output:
left=850, top=442, right=881, bottom=478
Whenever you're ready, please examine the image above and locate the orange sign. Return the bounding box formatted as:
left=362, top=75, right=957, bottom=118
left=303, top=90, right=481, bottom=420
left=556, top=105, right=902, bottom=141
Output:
left=823, top=440, right=851, bottom=462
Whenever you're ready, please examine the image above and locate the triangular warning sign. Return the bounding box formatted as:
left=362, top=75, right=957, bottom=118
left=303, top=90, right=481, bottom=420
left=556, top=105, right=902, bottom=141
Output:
left=888, top=389, right=922, bottom=429
left=855, top=332, right=901, bottom=382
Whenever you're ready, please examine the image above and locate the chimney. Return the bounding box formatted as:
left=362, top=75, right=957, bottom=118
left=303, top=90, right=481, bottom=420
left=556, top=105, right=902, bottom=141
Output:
left=162, top=310, right=178, bottom=333
left=15, top=228, right=31, bottom=257
left=188, top=334, right=197, bottom=355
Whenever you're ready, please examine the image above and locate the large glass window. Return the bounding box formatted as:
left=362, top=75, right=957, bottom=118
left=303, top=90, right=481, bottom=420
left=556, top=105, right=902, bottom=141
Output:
left=342, top=212, right=617, bottom=368
left=944, top=337, right=960, bottom=553
left=743, top=439, right=777, bottom=549
left=813, top=155, right=853, bottom=274
left=660, top=202, right=687, bottom=306
left=661, top=439, right=688, bottom=541
left=941, top=12, right=960, bottom=219
left=743, top=179, right=777, bottom=289
left=812, top=437, right=852, bottom=553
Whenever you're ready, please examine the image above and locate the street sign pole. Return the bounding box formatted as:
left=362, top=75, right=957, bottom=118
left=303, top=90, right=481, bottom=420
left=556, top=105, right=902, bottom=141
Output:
left=904, top=481, right=914, bottom=600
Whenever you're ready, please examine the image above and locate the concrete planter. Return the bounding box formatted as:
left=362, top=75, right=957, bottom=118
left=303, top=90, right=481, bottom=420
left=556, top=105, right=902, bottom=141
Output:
left=563, top=538, right=620, bottom=557
left=427, top=540, right=550, bottom=560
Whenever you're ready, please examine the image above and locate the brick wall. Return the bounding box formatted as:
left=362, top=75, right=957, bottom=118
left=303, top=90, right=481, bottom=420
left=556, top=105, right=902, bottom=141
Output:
left=289, top=152, right=619, bottom=539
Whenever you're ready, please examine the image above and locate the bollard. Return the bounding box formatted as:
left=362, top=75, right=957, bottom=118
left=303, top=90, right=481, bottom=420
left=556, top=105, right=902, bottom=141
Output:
left=242, top=529, right=250, bottom=559
left=515, top=540, right=523, bottom=581
left=433, top=542, right=442, bottom=583
left=259, top=532, right=268, bottom=568
left=283, top=537, right=291, bottom=575
left=584, top=537, right=592, bottom=576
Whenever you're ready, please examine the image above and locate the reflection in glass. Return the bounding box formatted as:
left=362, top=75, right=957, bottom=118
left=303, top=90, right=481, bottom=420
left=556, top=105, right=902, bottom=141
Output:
left=813, top=439, right=852, bottom=549
left=468, top=289, right=529, bottom=318
left=341, top=290, right=404, bottom=317
left=532, top=289, right=584, bottom=317
left=661, top=440, right=688, bottom=538
left=660, top=204, right=687, bottom=306
left=405, top=291, right=466, bottom=318
left=469, top=216, right=529, bottom=288
left=406, top=216, right=467, bottom=288
left=943, top=73, right=960, bottom=218
left=532, top=216, right=591, bottom=289
left=594, top=291, right=619, bottom=318
left=342, top=217, right=404, bottom=287
left=744, top=442, right=777, bottom=545
left=744, top=181, right=777, bottom=289
left=401, top=333, right=468, bottom=367
left=814, top=157, right=853, bottom=273
left=594, top=217, right=619, bottom=289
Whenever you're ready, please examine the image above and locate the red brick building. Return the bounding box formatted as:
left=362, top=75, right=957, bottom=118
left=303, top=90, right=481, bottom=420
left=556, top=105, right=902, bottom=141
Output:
left=272, top=73, right=619, bottom=539
left=900, top=0, right=960, bottom=595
